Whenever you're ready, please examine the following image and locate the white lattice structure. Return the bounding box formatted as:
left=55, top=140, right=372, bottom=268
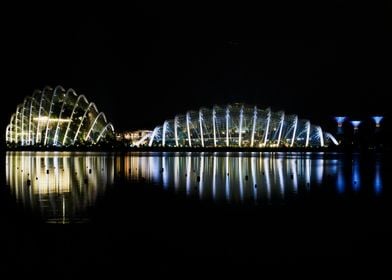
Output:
left=145, top=103, right=338, bottom=148
left=6, top=86, right=114, bottom=146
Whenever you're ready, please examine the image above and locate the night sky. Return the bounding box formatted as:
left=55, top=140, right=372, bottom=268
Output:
left=2, top=3, right=390, bottom=135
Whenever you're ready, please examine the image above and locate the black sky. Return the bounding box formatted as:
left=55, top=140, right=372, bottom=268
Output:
left=2, top=3, right=391, bottom=134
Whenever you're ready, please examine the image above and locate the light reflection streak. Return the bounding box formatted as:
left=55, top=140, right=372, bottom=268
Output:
left=352, top=159, right=361, bottom=192
left=120, top=153, right=384, bottom=203
left=315, top=158, right=323, bottom=184
left=374, top=163, right=382, bottom=195
left=185, top=156, right=192, bottom=195
left=264, top=157, right=272, bottom=201
left=212, top=155, right=217, bottom=201
left=305, top=158, right=311, bottom=191
left=6, top=152, right=384, bottom=222
left=277, top=159, right=285, bottom=199
left=174, top=156, right=179, bottom=192
left=239, top=157, right=244, bottom=202
left=150, top=156, right=160, bottom=183
left=162, top=156, right=168, bottom=189
left=251, top=157, right=257, bottom=202
left=199, top=156, right=204, bottom=199
left=290, top=159, right=298, bottom=193
left=336, top=163, right=345, bottom=194
left=6, top=152, right=114, bottom=223
left=226, top=154, right=230, bottom=202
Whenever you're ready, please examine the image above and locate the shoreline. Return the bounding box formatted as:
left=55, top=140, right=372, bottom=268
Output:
left=1, top=146, right=389, bottom=155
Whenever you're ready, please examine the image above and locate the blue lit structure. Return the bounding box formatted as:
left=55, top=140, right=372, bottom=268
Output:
left=334, top=116, right=346, bottom=127
left=372, top=116, right=384, bottom=128
left=334, top=116, right=346, bottom=135
left=350, top=121, right=361, bottom=131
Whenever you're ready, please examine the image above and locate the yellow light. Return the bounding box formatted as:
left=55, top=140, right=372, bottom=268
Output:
left=33, top=117, right=71, bottom=123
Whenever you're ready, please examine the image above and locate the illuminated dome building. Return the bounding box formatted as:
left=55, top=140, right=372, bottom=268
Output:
left=6, top=86, right=114, bottom=147
left=142, top=103, right=338, bottom=148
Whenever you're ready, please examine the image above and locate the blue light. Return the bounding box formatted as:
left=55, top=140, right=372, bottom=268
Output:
left=350, top=121, right=361, bottom=128
left=372, top=116, right=383, bottom=128
left=336, top=168, right=345, bottom=194
left=372, top=116, right=383, bottom=124
left=352, top=162, right=361, bottom=192
left=334, top=116, right=346, bottom=125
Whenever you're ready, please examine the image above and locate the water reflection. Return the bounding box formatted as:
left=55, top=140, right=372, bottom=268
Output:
left=5, top=152, right=384, bottom=223
left=352, top=159, right=361, bottom=192
left=120, top=152, right=384, bottom=204
left=5, top=152, right=115, bottom=223
left=374, top=163, right=382, bottom=195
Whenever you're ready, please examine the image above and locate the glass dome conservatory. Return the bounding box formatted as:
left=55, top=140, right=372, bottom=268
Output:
left=142, top=103, right=338, bottom=148
left=6, top=86, right=114, bottom=147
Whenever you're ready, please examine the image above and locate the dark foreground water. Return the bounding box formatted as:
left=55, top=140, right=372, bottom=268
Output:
left=1, top=151, right=391, bottom=277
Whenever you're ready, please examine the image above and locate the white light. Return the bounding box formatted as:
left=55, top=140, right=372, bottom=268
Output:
left=33, top=117, right=71, bottom=123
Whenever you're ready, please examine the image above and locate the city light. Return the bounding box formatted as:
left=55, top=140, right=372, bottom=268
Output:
left=33, top=117, right=71, bottom=122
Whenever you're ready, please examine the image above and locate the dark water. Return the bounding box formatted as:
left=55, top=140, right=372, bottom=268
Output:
left=1, top=151, right=391, bottom=276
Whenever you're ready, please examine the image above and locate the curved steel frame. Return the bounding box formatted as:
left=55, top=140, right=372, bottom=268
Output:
left=6, top=86, right=114, bottom=147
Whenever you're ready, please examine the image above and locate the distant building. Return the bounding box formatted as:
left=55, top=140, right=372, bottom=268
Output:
left=116, top=130, right=152, bottom=146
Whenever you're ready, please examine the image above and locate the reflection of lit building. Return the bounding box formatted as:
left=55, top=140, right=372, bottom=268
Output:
left=6, top=152, right=115, bottom=223
left=120, top=153, right=337, bottom=203
left=352, top=159, right=361, bottom=192
left=116, top=130, right=152, bottom=146
left=374, top=163, right=382, bottom=195
left=122, top=152, right=382, bottom=203
left=144, top=103, right=338, bottom=148
left=5, top=86, right=115, bottom=147
left=6, top=152, right=383, bottom=219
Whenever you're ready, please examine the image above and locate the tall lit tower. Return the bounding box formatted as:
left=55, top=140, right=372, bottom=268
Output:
left=372, top=116, right=383, bottom=129
left=334, top=116, right=346, bottom=135
left=371, top=116, right=384, bottom=149
left=350, top=120, right=362, bottom=147
left=350, top=120, right=361, bottom=133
